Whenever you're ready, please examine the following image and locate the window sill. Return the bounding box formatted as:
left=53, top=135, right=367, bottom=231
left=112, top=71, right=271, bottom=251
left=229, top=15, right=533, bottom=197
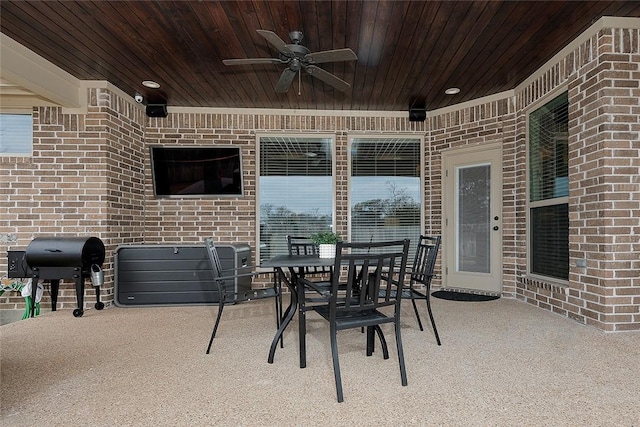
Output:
left=519, top=275, right=569, bottom=295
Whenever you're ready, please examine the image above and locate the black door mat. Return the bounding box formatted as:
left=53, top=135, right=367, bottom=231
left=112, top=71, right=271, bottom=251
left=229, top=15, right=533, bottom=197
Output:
left=432, top=290, right=500, bottom=302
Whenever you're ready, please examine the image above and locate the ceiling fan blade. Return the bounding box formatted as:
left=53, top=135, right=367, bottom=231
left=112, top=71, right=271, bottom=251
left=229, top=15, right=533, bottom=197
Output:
left=223, top=58, right=282, bottom=65
left=257, top=30, right=293, bottom=56
left=275, top=68, right=296, bottom=92
left=305, top=48, right=357, bottom=64
left=305, top=65, right=350, bottom=91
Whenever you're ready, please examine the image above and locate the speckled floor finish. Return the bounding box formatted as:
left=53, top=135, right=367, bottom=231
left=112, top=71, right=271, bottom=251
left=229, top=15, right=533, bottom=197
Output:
left=1, top=297, right=638, bottom=426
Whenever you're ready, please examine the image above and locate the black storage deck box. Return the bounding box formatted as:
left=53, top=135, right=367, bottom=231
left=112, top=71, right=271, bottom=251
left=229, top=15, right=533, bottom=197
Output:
left=114, top=243, right=251, bottom=306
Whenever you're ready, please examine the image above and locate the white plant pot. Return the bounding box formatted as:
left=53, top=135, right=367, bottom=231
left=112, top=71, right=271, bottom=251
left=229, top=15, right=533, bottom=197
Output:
left=318, top=244, right=336, bottom=259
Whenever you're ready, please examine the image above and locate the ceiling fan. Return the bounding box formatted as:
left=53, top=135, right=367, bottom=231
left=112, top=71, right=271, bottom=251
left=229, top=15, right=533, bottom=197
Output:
left=223, top=30, right=358, bottom=93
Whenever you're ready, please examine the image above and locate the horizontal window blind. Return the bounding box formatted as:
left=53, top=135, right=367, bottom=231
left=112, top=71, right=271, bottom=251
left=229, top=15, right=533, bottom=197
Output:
left=529, top=92, right=568, bottom=202
left=259, top=136, right=334, bottom=262
left=528, top=92, right=569, bottom=280
left=458, top=164, right=491, bottom=273
left=350, top=137, right=421, bottom=253
left=531, top=204, right=569, bottom=279
left=0, top=114, right=32, bottom=155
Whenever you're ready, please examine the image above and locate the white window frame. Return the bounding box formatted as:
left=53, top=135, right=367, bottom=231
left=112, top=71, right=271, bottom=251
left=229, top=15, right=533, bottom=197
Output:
left=256, top=133, right=336, bottom=263
left=347, top=134, right=424, bottom=252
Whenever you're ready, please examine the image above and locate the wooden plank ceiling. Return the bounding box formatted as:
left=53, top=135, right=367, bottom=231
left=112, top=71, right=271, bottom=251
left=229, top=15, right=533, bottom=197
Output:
left=1, top=0, right=639, bottom=111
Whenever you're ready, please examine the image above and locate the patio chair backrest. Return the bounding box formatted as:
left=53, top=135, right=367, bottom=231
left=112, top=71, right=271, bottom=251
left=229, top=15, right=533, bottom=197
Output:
left=287, top=235, right=333, bottom=278
left=410, top=235, right=441, bottom=286
left=204, top=237, right=281, bottom=354
left=331, top=239, right=410, bottom=314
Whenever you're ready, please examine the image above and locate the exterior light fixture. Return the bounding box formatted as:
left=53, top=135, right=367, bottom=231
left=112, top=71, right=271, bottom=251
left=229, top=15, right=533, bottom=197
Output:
left=445, top=87, right=460, bottom=95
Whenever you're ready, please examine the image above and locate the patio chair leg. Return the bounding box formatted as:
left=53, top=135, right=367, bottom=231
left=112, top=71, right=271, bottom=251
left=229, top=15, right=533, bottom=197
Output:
left=425, top=296, right=441, bottom=345
left=366, top=326, right=374, bottom=356
left=411, top=299, right=424, bottom=331
left=330, top=327, right=344, bottom=403
left=206, top=301, right=225, bottom=354
left=373, top=325, right=389, bottom=359
left=395, top=322, right=408, bottom=386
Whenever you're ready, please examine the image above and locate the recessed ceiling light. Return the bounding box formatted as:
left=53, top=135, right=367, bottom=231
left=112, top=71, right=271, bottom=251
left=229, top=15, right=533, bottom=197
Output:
left=445, top=87, right=460, bottom=95
left=142, top=80, right=160, bottom=89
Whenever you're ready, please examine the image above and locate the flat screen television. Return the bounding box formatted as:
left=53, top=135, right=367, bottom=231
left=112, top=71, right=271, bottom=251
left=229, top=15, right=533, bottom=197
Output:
left=150, top=146, right=243, bottom=197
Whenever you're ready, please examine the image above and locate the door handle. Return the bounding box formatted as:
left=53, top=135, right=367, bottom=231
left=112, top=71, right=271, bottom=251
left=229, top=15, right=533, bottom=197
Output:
left=493, top=226, right=499, bottom=231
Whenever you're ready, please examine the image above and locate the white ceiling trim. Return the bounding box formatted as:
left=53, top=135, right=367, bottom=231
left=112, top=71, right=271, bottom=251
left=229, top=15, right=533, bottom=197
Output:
left=515, top=16, right=640, bottom=95
left=0, top=33, right=81, bottom=108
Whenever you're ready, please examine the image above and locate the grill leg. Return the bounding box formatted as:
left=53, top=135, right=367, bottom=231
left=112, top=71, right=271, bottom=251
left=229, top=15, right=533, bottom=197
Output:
left=50, top=279, right=59, bottom=311
left=94, top=278, right=104, bottom=310
left=30, top=275, right=40, bottom=318
left=73, top=275, right=84, bottom=317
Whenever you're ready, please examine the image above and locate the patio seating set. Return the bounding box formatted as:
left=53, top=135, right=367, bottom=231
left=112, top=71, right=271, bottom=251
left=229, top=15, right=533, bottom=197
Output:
left=204, top=234, right=441, bottom=403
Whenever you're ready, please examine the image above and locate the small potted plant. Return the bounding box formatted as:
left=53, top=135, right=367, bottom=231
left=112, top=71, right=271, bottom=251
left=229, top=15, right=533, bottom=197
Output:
left=310, top=230, right=342, bottom=258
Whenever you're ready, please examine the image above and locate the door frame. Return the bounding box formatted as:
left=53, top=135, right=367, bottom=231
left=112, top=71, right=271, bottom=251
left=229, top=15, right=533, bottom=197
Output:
left=441, top=143, right=503, bottom=293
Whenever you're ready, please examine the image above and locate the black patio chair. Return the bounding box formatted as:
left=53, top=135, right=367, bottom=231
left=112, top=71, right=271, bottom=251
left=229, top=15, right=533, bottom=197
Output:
left=286, top=235, right=334, bottom=296
left=401, top=235, right=442, bottom=345
left=302, top=239, right=410, bottom=402
left=204, top=237, right=282, bottom=354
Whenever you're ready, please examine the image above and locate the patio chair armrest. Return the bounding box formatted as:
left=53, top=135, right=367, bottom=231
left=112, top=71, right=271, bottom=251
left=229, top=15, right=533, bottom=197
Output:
left=299, top=277, right=332, bottom=297
left=217, top=266, right=274, bottom=280
left=226, top=287, right=279, bottom=303
left=379, top=274, right=401, bottom=286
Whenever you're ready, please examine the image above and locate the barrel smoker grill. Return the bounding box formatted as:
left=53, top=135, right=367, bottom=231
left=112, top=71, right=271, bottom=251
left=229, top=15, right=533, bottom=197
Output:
left=25, top=236, right=106, bottom=317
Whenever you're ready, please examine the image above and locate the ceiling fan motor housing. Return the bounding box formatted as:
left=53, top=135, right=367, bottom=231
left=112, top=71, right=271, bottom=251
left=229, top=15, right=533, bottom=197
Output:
left=289, top=30, right=304, bottom=44
left=284, top=44, right=311, bottom=60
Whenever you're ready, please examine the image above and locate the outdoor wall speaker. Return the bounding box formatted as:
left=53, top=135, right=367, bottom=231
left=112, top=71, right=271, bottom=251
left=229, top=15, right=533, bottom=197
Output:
left=146, top=104, right=168, bottom=118
left=409, top=108, right=426, bottom=122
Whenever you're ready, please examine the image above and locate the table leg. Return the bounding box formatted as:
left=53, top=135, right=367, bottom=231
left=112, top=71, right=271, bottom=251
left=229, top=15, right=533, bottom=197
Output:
left=297, top=267, right=307, bottom=368
left=268, top=268, right=297, bottom=364
left=266, top=265, right=310, bottom=369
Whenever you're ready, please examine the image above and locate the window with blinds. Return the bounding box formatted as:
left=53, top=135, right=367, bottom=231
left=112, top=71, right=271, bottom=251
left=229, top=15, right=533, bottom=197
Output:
left=528, top=92, right=569, bottom=280
left=350, top=137, right=421, bottom=252
left=258, top=136, right=334, bottom=262
left=0, top=113, right=32, bottom=155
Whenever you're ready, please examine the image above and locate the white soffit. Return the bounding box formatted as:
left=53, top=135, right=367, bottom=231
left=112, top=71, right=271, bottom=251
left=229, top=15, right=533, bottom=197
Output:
left=0, top=33, right=81, bottom=108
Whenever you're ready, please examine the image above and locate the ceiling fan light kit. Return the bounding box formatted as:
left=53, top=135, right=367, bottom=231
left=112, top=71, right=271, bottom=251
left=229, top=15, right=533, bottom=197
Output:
left=223, top=29, right=357, bottom=93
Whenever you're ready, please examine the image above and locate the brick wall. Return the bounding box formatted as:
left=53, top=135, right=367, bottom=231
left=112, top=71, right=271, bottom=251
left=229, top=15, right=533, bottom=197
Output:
left=515, top=27, right=640, bottom=331
left=2, top=25, right=638, bottom=331
left=1, top=88, right=146, bottom=310
left=142, top=115, right=427, bottom=288
left=428, top=99, right=519, bottom=295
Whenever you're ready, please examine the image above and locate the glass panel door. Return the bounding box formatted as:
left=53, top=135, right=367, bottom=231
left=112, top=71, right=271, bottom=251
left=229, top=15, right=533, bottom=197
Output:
left=443, top=145, right=502, bottom=293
